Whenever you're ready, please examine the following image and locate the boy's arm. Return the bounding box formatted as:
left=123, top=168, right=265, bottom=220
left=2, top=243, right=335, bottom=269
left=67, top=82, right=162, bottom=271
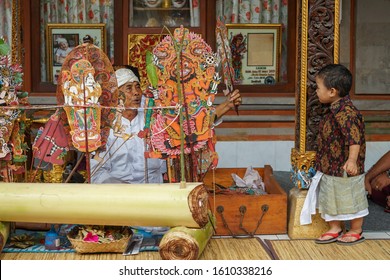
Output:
left=343, top=144, right=360, bottom=175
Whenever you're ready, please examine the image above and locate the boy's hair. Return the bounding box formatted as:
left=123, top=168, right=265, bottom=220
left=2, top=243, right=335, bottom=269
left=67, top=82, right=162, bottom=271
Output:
left=317, top=64, right=352, bottom=97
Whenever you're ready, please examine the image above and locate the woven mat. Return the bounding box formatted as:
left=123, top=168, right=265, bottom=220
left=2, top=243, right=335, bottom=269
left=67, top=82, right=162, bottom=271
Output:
left=0, top=238, right=273, bottom=260
left=265, top=239, right=390, bottom=260
left=200, top=237, right=272, bottom=260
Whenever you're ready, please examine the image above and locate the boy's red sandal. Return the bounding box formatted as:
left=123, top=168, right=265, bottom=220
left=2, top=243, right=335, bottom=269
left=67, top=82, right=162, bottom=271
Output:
left=336, top=232, right=365, bottom=246
left=315, top=231, right=343, bottom=244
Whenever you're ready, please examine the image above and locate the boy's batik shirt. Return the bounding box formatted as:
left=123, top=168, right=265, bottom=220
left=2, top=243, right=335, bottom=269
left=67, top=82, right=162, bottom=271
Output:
left=316, top=95, right=366, bottom=177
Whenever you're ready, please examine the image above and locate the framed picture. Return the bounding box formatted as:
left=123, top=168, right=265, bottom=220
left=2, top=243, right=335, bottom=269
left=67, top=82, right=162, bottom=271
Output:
left=226, top=24, right=282, bottom=86
left=46, top=23, right=106, bottom=84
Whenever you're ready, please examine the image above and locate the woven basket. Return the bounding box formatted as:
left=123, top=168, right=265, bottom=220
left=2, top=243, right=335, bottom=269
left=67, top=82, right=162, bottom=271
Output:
left=67, top=226, right=132, bottom=254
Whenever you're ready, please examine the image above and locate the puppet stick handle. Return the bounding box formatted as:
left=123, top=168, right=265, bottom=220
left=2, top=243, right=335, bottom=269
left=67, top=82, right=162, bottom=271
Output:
left=228, top=85, right=239, bottom=116
left=64, top=153, right=85, bottom=183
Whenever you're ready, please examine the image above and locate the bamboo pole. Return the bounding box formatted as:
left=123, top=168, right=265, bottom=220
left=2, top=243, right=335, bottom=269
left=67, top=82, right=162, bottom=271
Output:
left=0, top=222, right=10, bottom=253
left=0, top=183, right=208, bottom=228
left=159, top=215, right=215, bottom=260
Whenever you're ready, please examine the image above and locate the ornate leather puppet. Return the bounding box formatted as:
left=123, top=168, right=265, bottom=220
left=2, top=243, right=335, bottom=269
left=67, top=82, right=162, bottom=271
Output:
left=216, top=16, right=239, bottom=115
left=143, top=27, right=221, bottom=180
left=56, top=36, right=118, bottom=153
left=60, top=59, right=102, bottom=152
left=0, top=37, right=29, bottom=181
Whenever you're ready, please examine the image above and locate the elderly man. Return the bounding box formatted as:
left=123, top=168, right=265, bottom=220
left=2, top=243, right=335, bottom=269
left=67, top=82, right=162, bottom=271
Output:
left=90, top=67, right=242, bottom=184
left=90, top=68, right=167, bottom=184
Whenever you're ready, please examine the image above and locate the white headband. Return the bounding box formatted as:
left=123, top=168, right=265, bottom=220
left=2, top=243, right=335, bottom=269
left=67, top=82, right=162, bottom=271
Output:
left=115, top=68, right=140, bottom=88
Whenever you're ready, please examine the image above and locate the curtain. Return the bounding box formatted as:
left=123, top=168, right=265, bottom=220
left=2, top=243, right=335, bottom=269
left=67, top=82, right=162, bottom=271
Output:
left=0, top=0, right=12, bottom=44
left=189, top=0, right=200, bottom=27
left=40, top=0, right=114, bottom=81
left=216, top=0, right=288, bottom=82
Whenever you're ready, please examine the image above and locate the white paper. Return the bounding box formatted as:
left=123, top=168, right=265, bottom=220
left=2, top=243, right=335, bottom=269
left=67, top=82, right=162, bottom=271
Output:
left=231, top=166, right=266, bottom=192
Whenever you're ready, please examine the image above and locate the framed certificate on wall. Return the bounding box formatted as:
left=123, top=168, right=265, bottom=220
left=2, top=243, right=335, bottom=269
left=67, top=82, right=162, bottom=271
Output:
left=226, top=24, right=282, bottom=85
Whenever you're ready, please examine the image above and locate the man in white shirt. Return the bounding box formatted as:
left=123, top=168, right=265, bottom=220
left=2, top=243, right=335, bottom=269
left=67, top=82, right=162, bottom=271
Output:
left=90, top=67, right=242, bottom=184
left=90, top=68, right=166, bottom=184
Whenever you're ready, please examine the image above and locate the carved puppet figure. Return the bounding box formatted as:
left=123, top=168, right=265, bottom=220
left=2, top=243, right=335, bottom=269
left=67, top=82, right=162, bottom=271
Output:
left=144, top=27, right=221, bottom=174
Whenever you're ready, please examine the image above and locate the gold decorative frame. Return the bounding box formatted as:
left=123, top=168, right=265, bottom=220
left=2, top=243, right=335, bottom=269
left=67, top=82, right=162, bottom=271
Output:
left=46, top=23, right=106, bottom=84
left=226, top=24, right=282, bottom=85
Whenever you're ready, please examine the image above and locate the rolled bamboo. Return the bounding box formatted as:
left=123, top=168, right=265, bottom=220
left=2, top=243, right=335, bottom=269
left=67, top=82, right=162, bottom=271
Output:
left=0, top=222, right=10, bottom=253
left=0, top=183, right=208, bottom=228
left=159, top=215, right=215, bottom=260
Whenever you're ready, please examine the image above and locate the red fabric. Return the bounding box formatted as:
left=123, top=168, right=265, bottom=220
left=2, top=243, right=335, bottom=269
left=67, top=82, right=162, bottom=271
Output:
left=33, top=112, right=69, bottom=165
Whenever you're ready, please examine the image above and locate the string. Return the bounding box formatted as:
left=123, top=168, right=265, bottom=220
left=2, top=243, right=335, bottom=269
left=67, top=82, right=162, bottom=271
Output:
left=0, top=104, right=178, bottom=111
left=213, top=167, right=216, bottom=219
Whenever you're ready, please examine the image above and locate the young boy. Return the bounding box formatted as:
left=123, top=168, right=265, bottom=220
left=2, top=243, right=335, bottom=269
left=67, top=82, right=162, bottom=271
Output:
left=314, top=64, right=368, bottom=245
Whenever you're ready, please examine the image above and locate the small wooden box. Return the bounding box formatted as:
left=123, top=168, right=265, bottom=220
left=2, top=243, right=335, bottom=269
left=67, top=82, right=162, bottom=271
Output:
left=203, top=165, right=287, bottom=236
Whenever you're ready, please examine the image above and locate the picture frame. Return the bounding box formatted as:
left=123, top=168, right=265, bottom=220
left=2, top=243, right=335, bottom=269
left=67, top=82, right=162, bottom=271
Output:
left=226, top=24, right=282, bottom=86
left=46, top=23, right=106, bottom=84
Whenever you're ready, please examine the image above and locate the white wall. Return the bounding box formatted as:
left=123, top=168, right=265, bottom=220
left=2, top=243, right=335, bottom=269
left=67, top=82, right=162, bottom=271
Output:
left=216, top=141, right=390, bottom=171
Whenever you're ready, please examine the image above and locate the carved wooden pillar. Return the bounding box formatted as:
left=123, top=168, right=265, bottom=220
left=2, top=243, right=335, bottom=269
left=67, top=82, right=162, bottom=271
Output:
left=291, top=0, right=340, bottom=189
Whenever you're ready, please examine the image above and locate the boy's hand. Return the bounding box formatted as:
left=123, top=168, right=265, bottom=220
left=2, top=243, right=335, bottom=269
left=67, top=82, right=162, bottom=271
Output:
left=343, top=159, right=358, bottom=176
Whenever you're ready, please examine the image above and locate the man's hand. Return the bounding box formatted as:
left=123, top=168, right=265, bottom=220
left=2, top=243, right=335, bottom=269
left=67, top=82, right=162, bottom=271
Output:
left=215, top=89, right=242, bottom=120
left=371, top=172, right=390, bottom=192
left=229, top=89, right=242, bottom=108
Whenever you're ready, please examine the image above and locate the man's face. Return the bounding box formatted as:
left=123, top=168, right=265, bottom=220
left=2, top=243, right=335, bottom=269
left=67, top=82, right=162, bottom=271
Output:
left=120, top=81, right=142, bottom=108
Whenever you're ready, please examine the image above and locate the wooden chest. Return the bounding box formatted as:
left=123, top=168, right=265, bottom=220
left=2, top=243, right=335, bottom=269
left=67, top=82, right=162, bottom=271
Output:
left=202, top=165, right=287, bottom=236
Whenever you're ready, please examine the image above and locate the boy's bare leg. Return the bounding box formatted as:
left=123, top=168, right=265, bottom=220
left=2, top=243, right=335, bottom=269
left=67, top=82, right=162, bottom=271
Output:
left=317, top=220, right=342, bottom=240
left=338, top=217, right=363, bottom=242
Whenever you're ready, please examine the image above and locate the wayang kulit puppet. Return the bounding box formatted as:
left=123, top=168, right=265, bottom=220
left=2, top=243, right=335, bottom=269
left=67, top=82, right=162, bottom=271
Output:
left=0, top=37, right=29, bottom=182
left=56, top=37, right=118, bottom=154
left=142, top=27, right=222, bottom=181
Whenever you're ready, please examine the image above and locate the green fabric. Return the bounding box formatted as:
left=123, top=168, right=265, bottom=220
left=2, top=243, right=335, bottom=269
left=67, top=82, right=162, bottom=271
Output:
left=318, top=173, right=368, bottom=215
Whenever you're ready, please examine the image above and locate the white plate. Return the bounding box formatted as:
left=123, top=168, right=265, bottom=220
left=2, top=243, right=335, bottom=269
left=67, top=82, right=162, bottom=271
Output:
left=172, top=0, right=187, bottom=8
left=144, top=0, right=162, bottom=8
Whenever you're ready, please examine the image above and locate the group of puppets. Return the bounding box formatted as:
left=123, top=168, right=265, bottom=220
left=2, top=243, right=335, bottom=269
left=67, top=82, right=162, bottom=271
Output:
left=0, top=19, right=238, bottom=184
